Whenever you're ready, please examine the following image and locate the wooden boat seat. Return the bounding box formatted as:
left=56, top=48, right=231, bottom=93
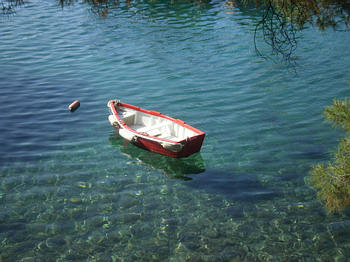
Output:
left=161, top=135, right=179, bottom=141
left=119, top=111, right=136, bottom=125
left=118, top=109, right=135, bottom=118
left=132, top=122, right=170, bottom=137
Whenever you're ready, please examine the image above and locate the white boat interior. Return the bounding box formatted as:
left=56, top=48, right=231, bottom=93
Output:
left=116, top=106, right=197, bottom=142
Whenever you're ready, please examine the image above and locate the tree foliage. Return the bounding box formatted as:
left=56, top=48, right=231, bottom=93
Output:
left=1, top=0, right=23, bottom=15
left=324, top=99, right=350, bottom=133
left=310, top=99, right=350, bottom=214
left=229, top=0, right=350, bottom=62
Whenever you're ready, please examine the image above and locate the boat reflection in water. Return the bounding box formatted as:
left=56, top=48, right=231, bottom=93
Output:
left=108, top=133, right=205, bottom=180
left=108, top=133, right=279, bottom=201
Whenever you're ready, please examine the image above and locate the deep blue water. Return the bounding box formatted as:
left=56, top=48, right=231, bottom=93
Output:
left=1, top=0, right=350, bottom=261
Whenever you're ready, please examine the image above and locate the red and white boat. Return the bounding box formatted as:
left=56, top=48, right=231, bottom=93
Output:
left=107, top=100, right=205, bottom=158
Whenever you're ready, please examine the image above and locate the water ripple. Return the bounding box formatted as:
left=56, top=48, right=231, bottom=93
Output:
left=1, top=0, right=350, bottom=261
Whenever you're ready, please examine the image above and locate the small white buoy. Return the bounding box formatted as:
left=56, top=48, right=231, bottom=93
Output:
left=69, top=100, right=80, bottom=112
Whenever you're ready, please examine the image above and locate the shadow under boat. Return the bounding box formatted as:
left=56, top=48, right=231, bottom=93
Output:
left=109, top=133, right=280, bottom=201
left=108, top=133, right=206, bottom=179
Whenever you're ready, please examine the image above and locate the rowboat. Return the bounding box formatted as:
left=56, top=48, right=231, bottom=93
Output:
left=107, top=100, right=205, bottom=158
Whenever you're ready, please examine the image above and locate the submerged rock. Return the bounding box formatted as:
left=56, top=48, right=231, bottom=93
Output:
left=122, top=213, right=141, bottom=223
left=76, top=181, right=92, bottom=189
left=69, top=197, right=82, bottom=204
left=118, top=193, right=139, bottom=209
left=45, top=237, right=66, bottom=248
left=327, top=220, right=350, bottom=240
left=20, top=258, right=35, bottom=262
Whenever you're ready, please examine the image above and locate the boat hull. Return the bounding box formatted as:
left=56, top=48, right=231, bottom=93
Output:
left=133, top=132, right=205, bottom=158
left=108, top=100, right=205, bottom=158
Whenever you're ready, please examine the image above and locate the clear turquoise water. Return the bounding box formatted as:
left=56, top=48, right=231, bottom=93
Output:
left=1, top=1, right=350, bottom=261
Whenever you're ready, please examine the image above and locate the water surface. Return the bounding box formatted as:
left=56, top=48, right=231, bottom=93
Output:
left=1, top=1, right=350, bottom=261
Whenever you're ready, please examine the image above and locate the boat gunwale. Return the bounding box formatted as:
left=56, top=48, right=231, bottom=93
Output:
left=108, top=100, right=205, bottom=144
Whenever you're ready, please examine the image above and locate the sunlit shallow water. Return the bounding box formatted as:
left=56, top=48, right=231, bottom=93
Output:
left=1, top=1, right=350, bottom=261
